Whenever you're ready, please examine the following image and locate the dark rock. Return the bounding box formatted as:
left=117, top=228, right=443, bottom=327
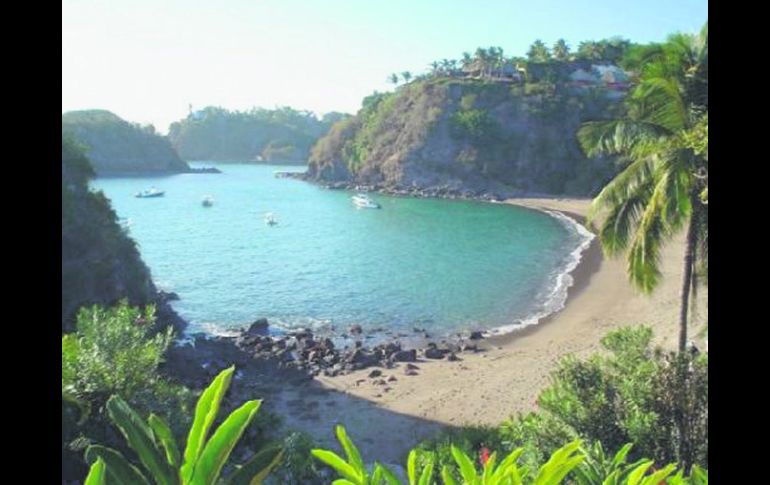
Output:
left=469, top=331, right=484, bottom=340
left=404, top=369, right=419, bottom=376
left=368, top=369, right=382, bottom=378
left=424, top=348, right=445, bottom=359
left=391, top=349, right=417, bottom=362
left=246, top=318, right=270, bottom=336
left=405, top=363, right=420, bottom=370
left=387, top=375, right=397, bottom=382
left=447, top=353, right=460, bottom=361
left=349, top=324, right=363, bottom=335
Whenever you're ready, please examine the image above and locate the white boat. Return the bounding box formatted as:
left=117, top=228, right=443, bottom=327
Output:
left=202, top=195, right=214, bottom=207
left=135, top=187, right=165, bottom=198
left=264, top=212, right=278, bottom=226
left=352, top=193, right=380, bottom=209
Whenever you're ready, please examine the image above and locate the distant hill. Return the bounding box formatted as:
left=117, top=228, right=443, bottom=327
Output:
left=168, top=106, right=350, bottom=163
left=62, top=110, right=190, bottom=175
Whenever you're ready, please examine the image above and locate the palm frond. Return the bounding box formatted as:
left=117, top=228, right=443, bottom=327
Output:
left=626, top=190, right=672, bottom=293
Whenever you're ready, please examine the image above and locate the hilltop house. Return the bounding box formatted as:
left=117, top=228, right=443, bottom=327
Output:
left=569, top=68, right=599, bottom=86
left=591, top=64, right=630, bottom=89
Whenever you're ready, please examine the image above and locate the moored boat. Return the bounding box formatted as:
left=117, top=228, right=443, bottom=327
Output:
left=135, top=187, right=165, bottom=198
left=352, top=193, right=380, bottom=209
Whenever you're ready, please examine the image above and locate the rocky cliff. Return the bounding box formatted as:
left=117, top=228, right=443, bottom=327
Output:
left=61, top=134, right=184, bottom=332
left=62, top=110, right=190, bottom=175
left=306, top=79, right=626, bottom=197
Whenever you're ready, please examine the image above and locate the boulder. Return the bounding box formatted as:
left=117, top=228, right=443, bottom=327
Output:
left=469, top=331, right=484, bottom=340
left=391, top=349, right=417, bottom=362
left=246, top=318, right=269, bottom=336
left=424, top=348, right=446, bottom=359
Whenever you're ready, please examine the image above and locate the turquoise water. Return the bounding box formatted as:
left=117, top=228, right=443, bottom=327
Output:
left=92, top=163, right=590, bottom=340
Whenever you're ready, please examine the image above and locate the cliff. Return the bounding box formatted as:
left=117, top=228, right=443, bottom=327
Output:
left=306, top=79, right=626, bottom=197
left=61, top=134, right=185, bottom=332
left=168, top=107, right=348, bottom=163
left=62, top=110, right=190, bottom=175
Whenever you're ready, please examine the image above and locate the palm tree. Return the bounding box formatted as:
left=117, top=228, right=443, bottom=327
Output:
left=527, top=40, right=551, bottom=62
left=553, top=39, right=571, bottom=61
left=578, top=23, right=708, bottom=352
left=400, top=71, right=412, bottom=83
left=387, top=73, right=399, bottom=85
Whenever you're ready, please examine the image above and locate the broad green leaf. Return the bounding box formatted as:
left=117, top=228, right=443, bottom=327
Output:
left=611, top=444, right=634, bottom=468
left=371, top=463, right=383, bottom=485
left=451, top=446, right=478, bottom=483
left=84, top=458, right=106, bottom=485
left=149, top=414, right=181, bottom=468
left=625, top=461, right=654, bottom=485
left=311, top=449, right=363, bottom=483
left=181, top=366, right=235, bottom=482
left=85, top=445, right=151, bottom=485
left=332, top=480, right=357, bottom=485
left=190, top=399, right=262, bottom=485
left=639, top=464, right=676, bottom=485
left=441, top=465, right=458, bottom=485
left=418, top=453, right=434, bottom=485
left=225, top=444, right=283, bottom=485
left=407, top=449, right=417, bottom=485
left=378, top=463, right=402, bottom=485
left=106, top=396, right=174, bottom=485
left=336, top=425, right=366, bottom=477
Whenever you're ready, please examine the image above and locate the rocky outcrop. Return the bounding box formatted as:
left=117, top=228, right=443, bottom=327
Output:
left=306, top=79, right=625, bottom=197
left=61, top=134, right=185, bottom=333
left=62, top=110, right=190, bottom=175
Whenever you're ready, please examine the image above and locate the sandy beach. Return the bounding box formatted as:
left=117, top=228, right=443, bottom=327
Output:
left=298, top=196, right=708, bottom=460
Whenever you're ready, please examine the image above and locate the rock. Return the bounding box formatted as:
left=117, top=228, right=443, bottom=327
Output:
left=387, top=375, right=397, bottom=382
left=349, top=324, right=363, bottom=335
left=447, top=353, right=460, bottom=361
left=404, top=369, right=419, bottom=376
left=469, top=331, right=484, bottom=340
left=368, top=369, right=382, bottom=378
left=405, top=363, right=420, bottom=370
left=246, top=319, right=269, bottom=336
left=462, top=343, right=478, bottom=352
left=424, top=348, right=445, bottom=359
left=157, top=290, right=180, bottom=303
left=391, top=349, right=417, bottom=362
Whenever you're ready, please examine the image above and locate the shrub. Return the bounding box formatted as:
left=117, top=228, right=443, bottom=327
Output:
left=83, top=366, right=282, bottom=484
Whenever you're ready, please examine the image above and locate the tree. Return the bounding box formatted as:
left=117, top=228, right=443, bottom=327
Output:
left=577, top=23, right=708, bottom=352
left=387, top=73, right=399, bottom=85
left=553, top=39, right=571, bottom=61
left=527, top=40, right=551, bottom=62
left=400, top=71, right=412, bottom=83
left=577, top=41, right=603, bottom=61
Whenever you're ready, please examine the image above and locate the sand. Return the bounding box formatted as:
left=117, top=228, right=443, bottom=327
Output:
left=294, top=197, right=707, bottom=461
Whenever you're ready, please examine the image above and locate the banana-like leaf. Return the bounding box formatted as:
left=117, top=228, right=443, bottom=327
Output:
left=417, top=453, right=434, bottom=485
left=377, top=463, right=402, bottom=485
left=625, top=461, right=654, bottom=485
left=189, top=399, right=262, bottom=485
left=407, top=449, right=417, bottom=485
left=611, top=444, right=634, bottom=469
left=336, top=425, right=366, bottom=477
left=181, top=366, right=235, bottom=482
left=441, top=465, right=458, bottom=485
left=450, top=446, right=477, bottom=483
left=84, top=457, right=106, bottom=485
left=311, top=449, right=363, bottom=483
left=639, top=464, right=676, bottom=485
left=149, top=414, right=181, bottom=468
left=85, top=445, right=151, bottom=485
left=225, top=443, right=283, bottom=485
left=106, top=396, right=174, bottom=485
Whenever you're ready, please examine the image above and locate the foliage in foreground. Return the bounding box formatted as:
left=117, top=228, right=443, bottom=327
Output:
left=84, top=366, right=283, bottom=484
left=311, top=424, right=707, bottom=484
left=62, top=302, right=193, bottom=480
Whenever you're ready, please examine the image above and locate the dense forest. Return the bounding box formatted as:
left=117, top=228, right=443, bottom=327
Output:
left=168, top=106, right=349, bottom=163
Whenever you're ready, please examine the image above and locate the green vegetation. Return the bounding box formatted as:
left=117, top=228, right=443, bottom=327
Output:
left=168, top=106, right=349, bottom=162
left=62, top=110, right=188, bottom=174
left=84, top=367, right=283, bottom=484
left=578, top=22, right=708, bottom=351
left=312, top=424, right=706, bottom=484
left=416, top=327, right=707, bottom=477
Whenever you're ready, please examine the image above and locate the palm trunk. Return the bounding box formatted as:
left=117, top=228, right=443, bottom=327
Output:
left=678, top=212, right=697, bottom=352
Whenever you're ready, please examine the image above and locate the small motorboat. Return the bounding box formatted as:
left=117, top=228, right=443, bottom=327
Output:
left=202, top=195, right=214, bottom=207
left=352, top=193, right=380, bottom=209
left=264, top=212, right=278, bottom=226
left=135, top=187, right=165, bottom=198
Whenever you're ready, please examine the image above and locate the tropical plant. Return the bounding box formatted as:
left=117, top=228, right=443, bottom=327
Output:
left=552, top=40, right=571, bottom=61
left=401, top=71, right=413, bottom=83
left=83, top=366, right=283, bottom=484
left=527, top=40, right=551, bottom=63
left=577, top=22, right=708, bottom=352
left=573, top=442, right=647, bottom=484
left=388, top=73, right=400, bottom=85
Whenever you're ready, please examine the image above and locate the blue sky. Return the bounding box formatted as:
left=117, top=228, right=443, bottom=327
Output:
left=62, top=0, right=707, bottom=133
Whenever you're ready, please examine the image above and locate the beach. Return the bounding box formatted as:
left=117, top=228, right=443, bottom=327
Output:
left=309, top=196, right=708, bottom=446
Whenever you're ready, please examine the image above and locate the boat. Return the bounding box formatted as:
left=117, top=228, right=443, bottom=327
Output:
left=135, top=187, right=165, bottom=198
left=202, top=195, right=214, bottom=207
left=264, top=212, right=278, bottom=226
left=352, top=193, right=380, bottom=209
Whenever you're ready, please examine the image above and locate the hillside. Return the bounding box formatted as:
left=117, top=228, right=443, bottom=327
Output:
left=306, top=78, right=626, bottom=197
left=61, top=134, right=185, bottom=333
left=62, top=110, right=190, bottom=174
left=168, top=107, right=348, bottom=163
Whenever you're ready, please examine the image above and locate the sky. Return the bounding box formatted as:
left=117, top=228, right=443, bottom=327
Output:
left=62, top=0, right=707, bottom=133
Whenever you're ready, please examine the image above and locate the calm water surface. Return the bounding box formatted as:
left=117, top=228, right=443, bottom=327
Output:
left=93, top=163, right=589, bottom=340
